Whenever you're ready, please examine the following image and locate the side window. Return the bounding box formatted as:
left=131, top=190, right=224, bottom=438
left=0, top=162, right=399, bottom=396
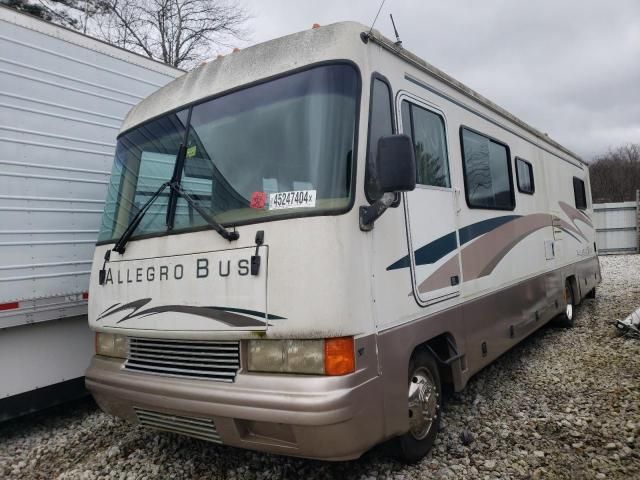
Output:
left=401, top=101, right=451, bottom=188
left=573, top=177, right=587, bottom=210
left=515, top=157, right=534, bottom=194
left=460, top=128, right=515, bottom=210
left=365, top=76, right=394, bottom=202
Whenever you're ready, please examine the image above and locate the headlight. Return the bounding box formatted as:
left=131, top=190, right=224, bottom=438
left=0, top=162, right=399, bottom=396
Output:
left=95, top=332, right=128, bottom=358
left=248, top=337, right=354, bottom=375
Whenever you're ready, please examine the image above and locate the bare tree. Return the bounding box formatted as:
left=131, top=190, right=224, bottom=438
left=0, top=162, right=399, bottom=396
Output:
left=95, top=0, right=249, bottom=69
left=3, top=0, right=107, bottom=32
left=589, top=143, right=640, bottom=203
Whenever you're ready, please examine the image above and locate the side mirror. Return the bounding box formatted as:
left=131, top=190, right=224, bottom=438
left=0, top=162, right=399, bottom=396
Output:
left=375, top=134, right=416, bottom=193
left=360, top=134, right=416, bottom=231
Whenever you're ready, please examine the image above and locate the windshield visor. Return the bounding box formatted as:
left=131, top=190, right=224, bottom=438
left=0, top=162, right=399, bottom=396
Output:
left=98, top=64, right=359, bottom=243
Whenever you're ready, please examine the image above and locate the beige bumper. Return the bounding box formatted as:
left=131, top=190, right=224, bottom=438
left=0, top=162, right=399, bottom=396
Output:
left=85, top=352, right=385, bottom=461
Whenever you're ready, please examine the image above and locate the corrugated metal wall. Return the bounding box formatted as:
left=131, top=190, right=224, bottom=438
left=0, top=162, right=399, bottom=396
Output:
left=593, top=199, right=639, bottom=254
left=0, top=7, right=182, bottom=326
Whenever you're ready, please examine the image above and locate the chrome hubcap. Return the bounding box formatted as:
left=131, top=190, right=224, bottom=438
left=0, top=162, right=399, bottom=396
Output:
left=408, top=367, right=438, bottom=440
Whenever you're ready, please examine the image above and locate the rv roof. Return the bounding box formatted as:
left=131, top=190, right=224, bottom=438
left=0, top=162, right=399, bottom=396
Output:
left=120, top=21, right=584, bottom=165
left=365, top=28, right=584, bottom=165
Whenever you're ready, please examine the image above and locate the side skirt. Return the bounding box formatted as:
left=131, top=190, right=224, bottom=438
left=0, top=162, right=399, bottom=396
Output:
left=377, top=255, right=599, bottom=439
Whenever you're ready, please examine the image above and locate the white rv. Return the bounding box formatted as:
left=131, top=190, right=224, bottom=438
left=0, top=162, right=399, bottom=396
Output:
left=0, top=6, right=181, bottom=420
left=85, top=22, right=600, bottom=462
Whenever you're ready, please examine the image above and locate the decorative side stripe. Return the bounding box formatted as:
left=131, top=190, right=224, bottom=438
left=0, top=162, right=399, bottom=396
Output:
left=209, top=307, right=285, bottom=320
left=97, top=298, right=285, bottom=327
left=387, top=216, right=521, bottom=270
left=390, top=202, right=592, bottom=296
left=387, top=232, right=457, bottom=270
left=458, top=215, right=521, bottom=245
left=418, top=214, right=552, bottom=293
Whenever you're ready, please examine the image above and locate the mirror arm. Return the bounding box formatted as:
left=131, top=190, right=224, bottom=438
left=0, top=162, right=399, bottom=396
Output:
left=359, top=192, right=397, bottom=231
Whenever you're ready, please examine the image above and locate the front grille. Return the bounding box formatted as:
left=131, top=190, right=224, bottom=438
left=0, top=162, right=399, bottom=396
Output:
left=124, top=337, right=240, bottom=382
left=135, top=408, right=221, bottom=443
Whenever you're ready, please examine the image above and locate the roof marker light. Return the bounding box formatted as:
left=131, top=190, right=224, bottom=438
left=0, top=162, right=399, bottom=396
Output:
left=312, top=23, right=321, bottom=29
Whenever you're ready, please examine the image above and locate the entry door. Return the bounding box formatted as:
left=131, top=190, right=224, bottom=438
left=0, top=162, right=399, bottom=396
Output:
left=399, top=95, right=461, bottom=305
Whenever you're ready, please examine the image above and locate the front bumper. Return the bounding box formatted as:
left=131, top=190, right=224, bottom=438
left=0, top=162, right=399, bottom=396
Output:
left=85, top=338, right=385, bottom=461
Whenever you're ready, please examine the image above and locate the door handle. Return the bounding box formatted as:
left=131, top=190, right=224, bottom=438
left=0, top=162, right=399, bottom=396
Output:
left=454, top=188, right=462, bottom=214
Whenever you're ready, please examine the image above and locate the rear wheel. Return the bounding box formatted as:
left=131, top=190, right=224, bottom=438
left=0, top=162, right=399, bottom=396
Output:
left=586, top=287, right=596, bottom=299
left=555, top=280, right=575, bottom=328
left=394, top=350, right=441, bottom=463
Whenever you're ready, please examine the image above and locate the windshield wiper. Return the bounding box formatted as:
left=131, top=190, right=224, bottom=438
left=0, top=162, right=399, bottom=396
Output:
left=169, top=181, right=239, bottom=241
left=113, top=144, right=238, bottom=254
left=112, top=181, right=170, bottom=254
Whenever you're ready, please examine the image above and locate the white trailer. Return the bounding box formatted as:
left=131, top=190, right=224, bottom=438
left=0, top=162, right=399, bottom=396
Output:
left=0, top=6, right=182, bottom=420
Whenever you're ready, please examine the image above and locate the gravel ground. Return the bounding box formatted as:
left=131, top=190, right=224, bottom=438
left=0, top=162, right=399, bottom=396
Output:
left=1, top=255, right=639, bottom=480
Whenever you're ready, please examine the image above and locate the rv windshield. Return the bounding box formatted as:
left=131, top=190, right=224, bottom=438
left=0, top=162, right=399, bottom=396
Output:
left=97, top=64, right=359, bottom=243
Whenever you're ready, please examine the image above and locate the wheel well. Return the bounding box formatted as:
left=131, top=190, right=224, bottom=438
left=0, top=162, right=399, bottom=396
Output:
left=411, top=333, right=458, bottom=387
left=566, top=274, right=580, bottom=304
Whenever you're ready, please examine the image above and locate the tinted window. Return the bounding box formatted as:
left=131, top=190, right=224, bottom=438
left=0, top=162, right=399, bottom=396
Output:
left=99, top=110, right=188, bottom=241
left=461, top=128, right=514, bottom=210
left=98, top=65, right=359, bottom=242
left=365, top=77, right=393, bottom=201
left=573, top=177, right=587, bottom=210
left=401, top=101, right=451, bottom=188
left=516, top=157, right=534, bottom=194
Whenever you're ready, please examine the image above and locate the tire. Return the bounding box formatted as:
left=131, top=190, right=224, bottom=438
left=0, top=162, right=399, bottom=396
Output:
left=586, top=287, right=596, bottom=299
left=555, top=280, right=575, bottom=328
left=393, top=350, right=442, bottom=463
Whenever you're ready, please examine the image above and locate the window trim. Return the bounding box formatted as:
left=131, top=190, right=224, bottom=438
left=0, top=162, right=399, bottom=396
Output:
left=515, top=157, right=535, bottom=195
left=459, top=125, right=516, bottom=211
left=401, top=99, right=452, bottom=189
left=573, top=176, right=587, bottom=210
left=97, top=60, right=362, bottom=246
left=365, top=72, right=396, bottom=204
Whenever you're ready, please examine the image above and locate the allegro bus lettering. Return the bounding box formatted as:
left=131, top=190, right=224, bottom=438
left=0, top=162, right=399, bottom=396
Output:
left=101, top=258, right=251, bottom=285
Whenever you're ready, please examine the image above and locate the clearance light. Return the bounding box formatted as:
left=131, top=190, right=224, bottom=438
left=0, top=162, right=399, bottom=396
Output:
left=0, top=301, right=19, bottom=311
left=247, top=337, right=355, bottom=375
left=95, top=332, right=128, bottom=358
left=312, top=23, right=321, bottom=29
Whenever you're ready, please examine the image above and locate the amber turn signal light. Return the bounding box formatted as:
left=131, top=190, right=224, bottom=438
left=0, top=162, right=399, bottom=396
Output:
left=324, top=336, right=355, bottom=375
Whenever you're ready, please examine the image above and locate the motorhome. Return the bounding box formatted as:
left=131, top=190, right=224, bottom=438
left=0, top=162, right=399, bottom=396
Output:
left=85, top=22, right=600, bottom=462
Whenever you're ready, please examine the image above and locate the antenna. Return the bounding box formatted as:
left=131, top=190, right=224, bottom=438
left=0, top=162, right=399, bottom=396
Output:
left=362, top=0, right=388, bottom=42
left=390, top=14, right=402, bottom=48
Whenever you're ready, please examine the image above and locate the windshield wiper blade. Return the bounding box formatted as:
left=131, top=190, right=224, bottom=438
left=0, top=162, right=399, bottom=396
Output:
left=112, top=181, right=170, bottom=254
left=170, top=182, right=239, bottom=241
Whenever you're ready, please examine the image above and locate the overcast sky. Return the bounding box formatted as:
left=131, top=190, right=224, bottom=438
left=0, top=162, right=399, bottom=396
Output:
left=238, top=0, right=640, bottom=160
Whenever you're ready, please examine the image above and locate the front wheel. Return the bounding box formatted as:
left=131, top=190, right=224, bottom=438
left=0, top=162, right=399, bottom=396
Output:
left=393, top=350, right=442, bottom=463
